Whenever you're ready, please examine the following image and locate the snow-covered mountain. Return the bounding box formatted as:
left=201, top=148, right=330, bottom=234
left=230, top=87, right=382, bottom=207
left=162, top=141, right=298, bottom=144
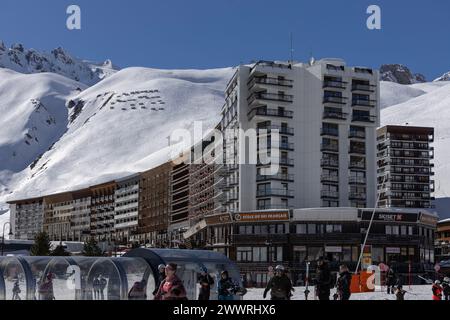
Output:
left=380, top=64, right=426, bottom=84
left=0, top=40, right=118, bottom=85
left=0, top=66, right=234, bottom=204
left=434, top=71, right=450, bottom=82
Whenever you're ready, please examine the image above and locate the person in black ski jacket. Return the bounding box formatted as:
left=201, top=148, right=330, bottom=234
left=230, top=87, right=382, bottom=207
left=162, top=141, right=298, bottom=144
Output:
left=336, top=264, right=352, bottom=301
left=218, top=270, right=236, bottom=301
left=386, top=265, right=397, bottom=294
left=395, top=285, right=406, bottom=300
left=152, top=264, right=166, bottom=296
left=442, top=277, right=450, bottom=301
left=128, top=279, right=147, bottom=300
left=198, top=267, right=214, bottom=300
left=315, top=258, right=332, bottom=300
left=263, top=265, right=293, bottom=300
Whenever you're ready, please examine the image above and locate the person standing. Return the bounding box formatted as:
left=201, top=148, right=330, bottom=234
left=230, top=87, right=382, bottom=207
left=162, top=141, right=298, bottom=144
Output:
left=432, top=280, right=443, bottom=301
left=99, top=274, right=107, bottom=300
left=315, top=258, right=332, bottom=301
left=394, top=285, right=406, bottom=300
left=218, top=270, right=235, bottom=301
left=442, top=277, right=450, bottom=301
left=93, top=276, right=100, bottom=300
left=154, top=263, right=187, bottom=300
left=263, top=265, right=293, bottom=300
left=198, top=267, right=214, bottom=300
left=153, top=264, right=166, bottom=296
left=386, top=265, right=397, bottom=294
left=336, top=265, right=352, bottom=301
left=12, top=278, right=21, bottom=300
left=38, top=273, right=55, bottom=300
left=128, top=279, right=148, bottom=300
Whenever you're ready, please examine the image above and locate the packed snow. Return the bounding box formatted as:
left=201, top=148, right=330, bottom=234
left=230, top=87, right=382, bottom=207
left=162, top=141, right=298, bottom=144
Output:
left=244, top=285, right=434, bottom=300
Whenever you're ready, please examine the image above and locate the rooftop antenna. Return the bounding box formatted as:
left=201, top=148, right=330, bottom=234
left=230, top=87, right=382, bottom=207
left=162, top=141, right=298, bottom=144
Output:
left=289, top=32, right=294, bottom=64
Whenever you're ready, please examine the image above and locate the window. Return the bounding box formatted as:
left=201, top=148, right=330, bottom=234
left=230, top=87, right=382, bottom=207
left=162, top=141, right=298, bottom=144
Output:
left=237, top=247, right=252, bottom=262
left=308, top=224, right=316, bottom=234
left=386, top=225, right=392, bottom=235
left=252, top=247, right=268, bottom=262
left=296, top=224, right=307, bottom=234
left=277, top=224, right=285, bottom=234
left=401, top=226, right=407, bottom=236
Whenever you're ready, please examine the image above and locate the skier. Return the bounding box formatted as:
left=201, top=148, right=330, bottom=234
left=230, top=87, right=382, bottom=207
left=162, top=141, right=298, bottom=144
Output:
left=386, top=265, right=397, bottom=294
left=128, top=278, right=147, bottom=300
left=394, top=284, right=406, bottom=301
left=154, top=263, right=187, bottom=300
left=218, top=270, right=235, bottom=301
left=38, top=273, right=55, bottom=300
left=12, top=278, right=21, bottom=300
left=442, top=277, right=450, bottom=301
left=152, top=264, right=166, bottom=296
left=198, top=267, right=214, bottom=300
left=432, top=280, right=443, bottom=301
left=315, top=258, right=332, bottom=301
left=98, top=274, right=107, bottom=300
left=263, top=265, right=293, bottom=300
left=335, top=264, right=352, bottom=301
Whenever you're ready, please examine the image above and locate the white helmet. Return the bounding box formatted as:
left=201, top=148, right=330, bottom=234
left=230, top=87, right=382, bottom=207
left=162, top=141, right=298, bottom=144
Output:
left=275, top=265, right=285, bottom=272
left=435, top=280, right=441, bottom=285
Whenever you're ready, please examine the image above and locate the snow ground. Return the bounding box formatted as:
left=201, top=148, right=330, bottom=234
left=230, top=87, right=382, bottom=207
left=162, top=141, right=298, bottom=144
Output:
left=244, top=285, right=433, bottom=300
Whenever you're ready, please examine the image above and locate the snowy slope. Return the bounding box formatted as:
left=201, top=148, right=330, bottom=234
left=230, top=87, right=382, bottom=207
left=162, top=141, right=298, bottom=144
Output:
left=380, top=81, right=426, bottom=109
left=1, top=66, right=234, bottom=202
left=0, top=40, right=117, bottom=85
left=381, top=82, right=450, bottom=202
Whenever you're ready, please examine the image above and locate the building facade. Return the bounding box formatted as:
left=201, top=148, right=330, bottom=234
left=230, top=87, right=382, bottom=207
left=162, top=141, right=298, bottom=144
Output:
left=90, top=182, right=116, bottom=242
left=114, top=174, right=140, bottom=244
left=9, top=197, right=44, bottom=240
left=377, top=125, right=435, bottom=209
left=219, top=59, right=380, bottom=213
left=435, top=218, right=450, bottom=262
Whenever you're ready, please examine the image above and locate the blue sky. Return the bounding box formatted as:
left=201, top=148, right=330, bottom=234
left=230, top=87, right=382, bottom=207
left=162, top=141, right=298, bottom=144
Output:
left=0, top=0, right=448, bottom=80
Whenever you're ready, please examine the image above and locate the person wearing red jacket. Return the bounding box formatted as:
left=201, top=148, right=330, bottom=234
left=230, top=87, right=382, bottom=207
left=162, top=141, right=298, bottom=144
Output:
left=432, top=280, right=443, bottom=301
left=154, top=263, right=187, bottom=300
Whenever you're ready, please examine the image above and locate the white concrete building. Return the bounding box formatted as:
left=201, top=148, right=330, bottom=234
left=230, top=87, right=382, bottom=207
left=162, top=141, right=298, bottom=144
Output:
left=219, top=59, right=380, bottom=212
left=114, top=174, right=140, bottom=243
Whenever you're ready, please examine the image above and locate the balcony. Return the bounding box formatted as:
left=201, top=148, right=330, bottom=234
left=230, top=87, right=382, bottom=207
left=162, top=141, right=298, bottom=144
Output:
left=349, top=130, right=366, bottom=139
left=321, top=190, right=339, bottom=199
left=248, top=107, right=293, bottom=120
left=248, top=76, right=293, bottom=89
left=257, top=125, right=294, bottom=135
left=352, top=99, right=376, bottom=107
left=321, top=174, right=339, bottom=183
left=256, top=204, right=293, bottom=210
left=248, top=92, right=293, bottom=105
left=323, top=110, right=347, bottom=120
left=321, top=143, right=339, bottom=153
left=320, top=128, right=339, bottom=137
left=321, top=158, right=339, bottom=168
left=279, top=158, right=294, bottom=166
left=352, top=114, right=376, bottom=123
left=256, top=188, right=294, bottom=198
left=349, top=161, right=366, bottom=170
left=349, top=192, right=366, bottom=200
left=349, top=176, right=367, bottom=185
left=352, top=84, right=375, bottom=92
left=256, top=173, right=294, bottom=182
left=257, top=142, right=294, bottom=151
left=349, top=147, right=365, bottom=155
left=323, top=81, right=346, bottom=90
left=323, top=96, right=347, bottom=104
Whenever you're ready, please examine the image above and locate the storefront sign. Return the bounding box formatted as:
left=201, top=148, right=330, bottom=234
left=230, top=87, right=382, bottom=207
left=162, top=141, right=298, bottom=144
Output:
left=325, top=246, right=342, bottom=253
left=386, top=247, right=401, bottom=254
left=205, top=213, right=232, bottom=225
left=419, top=213, right=438, bottom=227
left=360, top=211, right=418, bottom=223
left=234, top=211, right=289, bottom=222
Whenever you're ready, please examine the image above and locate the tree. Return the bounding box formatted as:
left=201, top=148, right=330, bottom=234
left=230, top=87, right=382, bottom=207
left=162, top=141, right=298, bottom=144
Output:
left=82, top=238, right=104, bottom=257
left=30, top=231, right=51, bottom=256
left=51, top=242, right=71, bottom=256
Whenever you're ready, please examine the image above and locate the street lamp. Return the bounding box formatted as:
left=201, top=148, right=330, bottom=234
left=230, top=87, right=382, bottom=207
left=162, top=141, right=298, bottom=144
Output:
left=1, top=221, right=13, bottom=256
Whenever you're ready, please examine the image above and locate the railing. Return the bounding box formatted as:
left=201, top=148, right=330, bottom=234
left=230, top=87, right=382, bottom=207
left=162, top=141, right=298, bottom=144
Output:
left=349, top=161, right=366, bottom=170
left=256, top=188, right=294, bottom=197
left=248, top=107, right=293, bottom=119
left=320, top=174, right=339, bottom=183
left=321, top=190, right=339, bottom=198
left=248, top=92, right=293, bottom=104
left=352, top=84, right=374, bottom=92
left=352, top=99, right=376, bottom=107
left=349, top=176, right=367, bottom=184
left=257, top=125, right=294, bottom=135
left=323, top=81, right=346, bottom=89
left=256, top=173, right=294, bottom=182
left=279, top=158, right=294, bottom=166
left=349, top=192, right=366, bottom=200
left=349, top=147, right=365, bottom=155
left=323, top=110, right=347, bottom=120
left=256, top=204, right=294, bottom=210
left=321, top=144, right=339, bottom=152
left=321, top=158, right=339, bottom=168
left=323, top=96, right=347, bottom=104
left=321, top=128, right=339, bottom=137
left=352, top=114, right=376, bottom=123
left=248, top=77, right=293, bottom=88
left=349, top=130, right=366, bottom=139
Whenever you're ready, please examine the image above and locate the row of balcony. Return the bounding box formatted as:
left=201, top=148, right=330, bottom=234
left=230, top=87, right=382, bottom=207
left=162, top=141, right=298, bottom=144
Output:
left=320, top=175, right=366, bottom=185
left=256, top=188, right=294, bottom=198
left=248, top=76, right=293, bottom=89
left=320, top=129, right=366, bottom=139
left=257, top=125, right=294, bottom=135
left=256, top=173, right=294, bottom=182
left=322, top=110, right=376, bottom=123
left=323, top=81, right=375, bottom=93
left=320, top=191, right=367, bottom=200
left=248, top=107, right=293, bottom=120
left=248, top=92, right=293, bottom=105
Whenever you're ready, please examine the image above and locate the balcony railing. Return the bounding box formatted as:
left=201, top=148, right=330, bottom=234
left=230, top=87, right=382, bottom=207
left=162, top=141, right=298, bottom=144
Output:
left=321, top=190, right=339, bottom=199
left=256, top=173, right=294, bottom=182
left=321, top=144, right=339, bottom=152
left=349, top=130, right=366, bottom=139
left=349, top=161, right=366, bottom=170
left=321, top=128, right=339, bottom=137
left=323, top=81, right=346, bottom=89
left=279, top=158, right=295, bottom=166
left=257, top=125, right=294, bottom=135
left=321, top=158, right=339, bottom=168
left=352, top=99, right=376, bottom=107
left=248, top=92, right=293, bottom=104
left=321, top=174, right=339, bottom=183
left=323, top=110, right=347, bottom=120
left=256, top=189, right=294, bottom=197
left=349, top=176, right=367, bottom=184
left=257, top=142, right=294, bottom=151
left=256, top=204, right=293, bottom=210
left=248, top=107, right=293, bottom=120
left=323, top=96, right=347, bottom=104
left=349, top=192, right=367, bottom=200
left=352, top=114, right=377, bottom=123
left=248, top=77, right=293, bottom=88
left=352, top=84, right=374, bottom=92
left=349, top=147, right=365, bottom=155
